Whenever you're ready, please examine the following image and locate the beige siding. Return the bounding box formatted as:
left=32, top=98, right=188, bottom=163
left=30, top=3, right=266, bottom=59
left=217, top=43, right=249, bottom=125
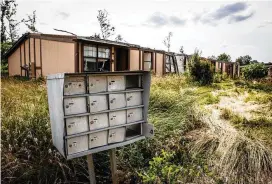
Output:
left=140, top=50, right=143, bottom=70
left=41, top=40, right=75, bottom=76
left=8, top=47, right=21, bottom=76
left=35, top=38, right=42, bottom=77
left=153, top=53, right=156, bottom=72
left=156, top=53, right=163, bottom=76
left=129, top=49, right=140, bottom=70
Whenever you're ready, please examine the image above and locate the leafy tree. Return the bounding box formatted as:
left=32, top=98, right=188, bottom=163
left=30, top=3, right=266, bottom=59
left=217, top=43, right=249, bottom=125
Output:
left=115, top=34, right=125, bottom=42
left=217, top=53, right=231, bottom=62
left=208, top=55, right=217, bottom=60
left=22, top=10, right=38, bottom=32
left=97, top=9, right=115, bottom=39
left=163, top=32, right=173, bottom=52
left=251, top=59, right=258, bottom=63
left=242, top=63, right=268, bottom=80
left=236, top=55, right=252, bottom=66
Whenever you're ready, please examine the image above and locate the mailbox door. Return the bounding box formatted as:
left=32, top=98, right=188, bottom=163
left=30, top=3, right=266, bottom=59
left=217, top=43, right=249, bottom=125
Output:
left=108, top=127, right=126, bottom=144
left=64, top=97, right=87, bottom=115
left=67, top=135, right=88, bottom=154
left=89, top=131, right=108, bottom=148
left=64, top=77, right=86, bottom=95
left=127, top=108, right=143, bottom=123
left=126, top=92, right=142, bottom=107
left=108, top=76, right=125, bottom=91
left=109, top=110, right=126, bottom=126
left=89, top=113, right=109, bottom=130
left=109, top=93, right=126, bottom=109
left=89, top=76, right=107, bottom=93
left=66, top=116, right=89, bottom=135
left=89, top=95, right=108, bottom=112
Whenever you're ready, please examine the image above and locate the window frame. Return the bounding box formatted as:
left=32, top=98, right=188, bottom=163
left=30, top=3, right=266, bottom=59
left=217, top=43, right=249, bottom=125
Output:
left=83, top=43, right=111, bottom=72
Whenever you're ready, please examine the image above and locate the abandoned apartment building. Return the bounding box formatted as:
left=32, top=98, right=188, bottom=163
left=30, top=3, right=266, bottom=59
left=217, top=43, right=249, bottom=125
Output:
left=4, top=33, right=239, bottom=78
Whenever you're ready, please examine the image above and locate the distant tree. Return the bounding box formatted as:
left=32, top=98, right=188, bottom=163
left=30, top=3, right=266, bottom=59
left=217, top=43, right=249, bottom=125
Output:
left=217, top=53, right=231, bottom=62
left=251, top=59, right=258, bottom=64
left=163, top=32, right=173, bottom=52
left=1, top=0, right=20, bottom=43
left=179, top=46, right=184, bottom=54
left=97, top=9, right=115, bottom=39
left=92, top=33, right=101, bottom=38
left=208, top=55, right=217, bottom=60
left=236, top=55, right=252, bottom=66
left=22, top=10, right=38, bottom=32
left=115, top=34, right=124, bottom=42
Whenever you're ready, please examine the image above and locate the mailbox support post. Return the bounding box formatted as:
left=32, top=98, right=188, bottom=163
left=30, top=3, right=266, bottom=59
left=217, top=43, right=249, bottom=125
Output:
left=87, top=154, right=96, bottom=184
left=109, top=148, right=118, bottom=184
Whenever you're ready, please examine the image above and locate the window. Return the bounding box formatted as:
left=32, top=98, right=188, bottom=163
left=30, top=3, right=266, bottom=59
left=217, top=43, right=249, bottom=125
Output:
left=83, top=45, right=110, bottom=72
left=144, top=52, right=152, bottom=71
left=98, top=47, right=110, bottom=58
left=84, top=45, right=96, bottom=57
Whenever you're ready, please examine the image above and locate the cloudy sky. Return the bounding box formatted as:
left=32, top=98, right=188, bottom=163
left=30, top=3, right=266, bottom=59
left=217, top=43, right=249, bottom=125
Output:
left=16, top=0, right=272, bottom=63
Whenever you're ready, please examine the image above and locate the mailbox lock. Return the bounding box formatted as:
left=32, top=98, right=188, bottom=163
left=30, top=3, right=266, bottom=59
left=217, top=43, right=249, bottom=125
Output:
left=150, top=129, right=154, bottom=135
left=78, top=84, right=82, bottom=87
left=68, top=125, right=72, bottom=128
left=66, top=105, right=69, bottom=108
left=90, top=136, right=98, bottom=142
left=110, top=98, right=116, bottom=103
left=127, top=96, right=133, bottom=101
left=109, top=81, right=115, bottom=85
left=90, top=83, right=93, bottom=87
left=128, top=113, right=133, bottom=118
left=90, top=120, right=94, bottom=124
left=65, top=85, right=68, bottom=88
left=91, top=101, right=97, bottom=106
left=110, top=132, right=116, bottom=137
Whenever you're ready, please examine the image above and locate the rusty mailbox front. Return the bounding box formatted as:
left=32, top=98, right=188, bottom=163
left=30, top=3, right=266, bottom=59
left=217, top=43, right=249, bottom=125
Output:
left=46, top=71, right=154, bottom=159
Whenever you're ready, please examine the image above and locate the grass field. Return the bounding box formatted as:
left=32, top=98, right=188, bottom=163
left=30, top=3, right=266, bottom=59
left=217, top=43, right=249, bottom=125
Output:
left=1, top=75, right=272, bottom=183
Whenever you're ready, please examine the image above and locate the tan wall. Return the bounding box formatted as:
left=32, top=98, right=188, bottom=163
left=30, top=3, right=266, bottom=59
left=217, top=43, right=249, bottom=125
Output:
left=20, top=44, right=25, bottom=76
left=156, top=53, right=163, bottom=76
left=8, top=46, right=21, bottom=76
left=41, top=40, right=75, bottom=76
left=129, top=49, right=140, bottom=70
left=153, top=53, right=156, bottom=72
left=25, top=39, right=29, bottom=66
left=35, top=39, right=42, bottom=77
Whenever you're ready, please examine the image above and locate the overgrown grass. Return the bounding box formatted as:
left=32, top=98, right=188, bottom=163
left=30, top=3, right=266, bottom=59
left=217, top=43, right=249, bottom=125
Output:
left=1, top=76, right=211, bottom=184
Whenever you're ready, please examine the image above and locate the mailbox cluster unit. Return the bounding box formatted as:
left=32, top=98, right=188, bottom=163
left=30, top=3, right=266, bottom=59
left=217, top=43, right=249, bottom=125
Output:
left=47, top=71, right=153, bottom=159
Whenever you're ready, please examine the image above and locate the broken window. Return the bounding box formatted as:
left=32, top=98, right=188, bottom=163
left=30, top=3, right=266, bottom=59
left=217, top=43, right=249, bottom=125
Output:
left=83, top=44, right=110, bottom=72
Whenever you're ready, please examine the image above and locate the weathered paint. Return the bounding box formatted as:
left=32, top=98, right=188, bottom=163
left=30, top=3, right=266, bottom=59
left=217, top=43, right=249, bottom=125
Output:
left=155, top=53, right=163, bottom=76
left=129, top=49, right=140, bottom=70
left=8, top=46, right=21, bottom=76
left=41, top=40, right=75, bottom=76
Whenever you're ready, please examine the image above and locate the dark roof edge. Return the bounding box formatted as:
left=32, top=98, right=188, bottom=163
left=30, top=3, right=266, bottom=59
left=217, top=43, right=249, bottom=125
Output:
left=3, top=33, right=30, bottom=58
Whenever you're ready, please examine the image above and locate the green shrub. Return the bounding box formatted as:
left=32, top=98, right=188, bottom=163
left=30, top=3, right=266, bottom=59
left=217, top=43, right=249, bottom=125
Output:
left=242, top=63, right=268, bottom=80
left=191, top=61, right=214, bottom=85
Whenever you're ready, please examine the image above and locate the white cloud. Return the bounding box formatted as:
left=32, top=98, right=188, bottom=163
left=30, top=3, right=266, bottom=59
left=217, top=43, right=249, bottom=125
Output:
left=14, top=0, right=272, bottom=63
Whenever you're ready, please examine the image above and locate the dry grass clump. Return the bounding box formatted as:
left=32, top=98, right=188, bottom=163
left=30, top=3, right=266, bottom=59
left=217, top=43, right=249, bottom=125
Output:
left=190, top=113, right=272, bottom=184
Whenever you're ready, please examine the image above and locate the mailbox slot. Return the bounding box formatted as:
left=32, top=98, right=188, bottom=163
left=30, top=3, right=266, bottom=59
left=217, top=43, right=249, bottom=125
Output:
left=127, top=108, right=143, bottom=123
left=126, top=123, right=142, bottom=139
left=126, top=92, right=142, bottom=107
left=126, top=75, right=141, bottom=89
left=107, top=76, right=125, bottom=91
left=109, top=93, right=126, bottom=109
left=88, top=76, right=107, bottom=93
left=89, top=113, right=109, bottom=130
left=109, top=110, right=126, bottom=126
left=89, top=131, right=108, bottom=149
left=67, top=135, right=88, bottom=155
left=66, top=116, right=89, bottom=135
left=64, top=76, right=86, bottom=95
left=108, top=127, right=126, bottom=144
left=89, top=95, right=108, bottom=112
left=64, top=97, right=87, bottom=115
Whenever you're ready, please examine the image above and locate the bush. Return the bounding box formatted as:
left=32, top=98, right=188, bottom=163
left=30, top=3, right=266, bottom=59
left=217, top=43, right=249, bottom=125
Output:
left=242, top=63, right=268, bottom=80
left=191, top=61, right=214, bottom=85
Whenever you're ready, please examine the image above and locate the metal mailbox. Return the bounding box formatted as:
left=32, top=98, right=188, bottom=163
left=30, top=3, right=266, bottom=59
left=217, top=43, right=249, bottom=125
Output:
left=47, top=71, right=154, bottom=159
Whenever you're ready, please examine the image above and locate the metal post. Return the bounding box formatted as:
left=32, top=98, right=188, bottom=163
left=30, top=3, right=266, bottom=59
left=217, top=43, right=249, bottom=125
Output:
left=87, top=154, right=96, bottom=184
left=109, top=148, right=118, bottom=184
